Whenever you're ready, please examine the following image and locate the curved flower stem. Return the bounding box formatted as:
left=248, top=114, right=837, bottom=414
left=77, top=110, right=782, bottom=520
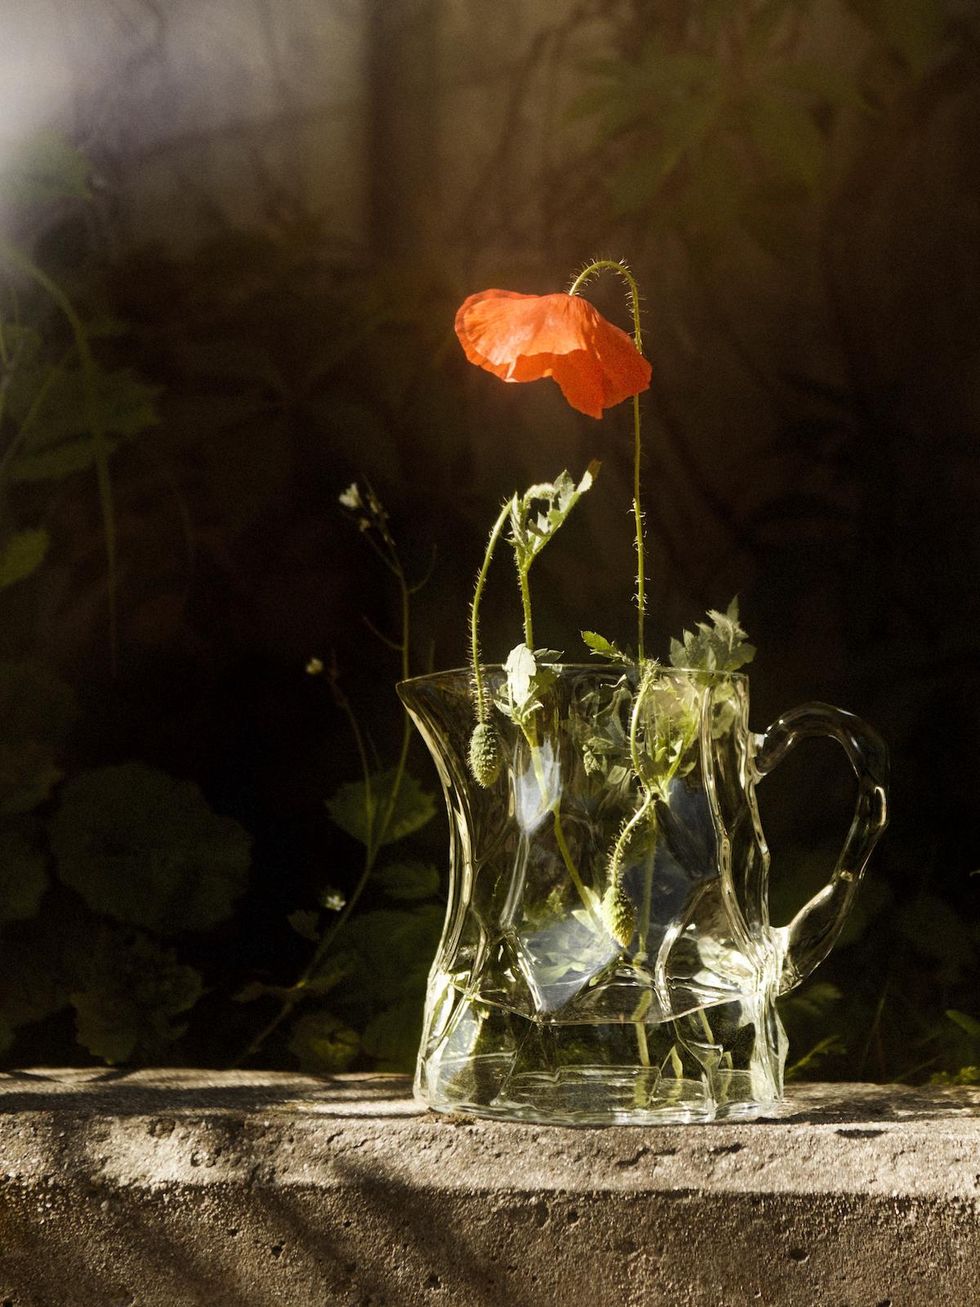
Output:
left=567, top=259, right=646, bottom=659
left=470, top=498, right=513, bottom=723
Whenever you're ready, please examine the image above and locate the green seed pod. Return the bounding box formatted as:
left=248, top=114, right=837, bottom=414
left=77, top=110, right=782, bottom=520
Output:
left=468, top=721, right=502, bottom=787
left=603, top=883, right=636, bottom=949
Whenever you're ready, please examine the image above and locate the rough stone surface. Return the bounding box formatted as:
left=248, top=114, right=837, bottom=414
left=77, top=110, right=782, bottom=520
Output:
left=0, top=1071, right=975, bottom=1306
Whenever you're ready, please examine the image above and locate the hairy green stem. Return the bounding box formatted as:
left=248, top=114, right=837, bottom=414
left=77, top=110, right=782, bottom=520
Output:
left=470, top=498, right=513, bottom=723
left=518, top=565, right=535, bottom=650
left=568, top=259, right=647, bottom=658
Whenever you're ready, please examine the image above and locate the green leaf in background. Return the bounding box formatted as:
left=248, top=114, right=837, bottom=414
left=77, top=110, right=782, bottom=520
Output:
left=781, top=980, right=843, bottom=1023
left=287, top=909, right=320, bottom=942
left=288, top=1009, right=360, bottom=1073
left=70, top=928, right=203, bottom=1065
left=378, top=861, right=440, bottom=901
left=5, top=363, right=160, bottom=484
left=897, top=893, right=976, bottom=981
left=0, top=529, right=49, bottom=590
left=746, top=94, right=826, bottom=194
left=51, top=762, right=252, bottom=933
left=851, top=0, right=945, bottom=81
left=361, top=998, right=424, bottom=1072
left=945, top=1009, right=980, bottom=1040
left=0, top=130, right=91, bottom=205
left=7, top=437, right=124, bottom=484
left=0, top=923, right=69, bottom=1051
left=343, top=906, right=443, bottom=1006
left=326, top=768, right=435, bottom=849
left=0, top=826, right=47, bottom=922
left=9, top=364, right=161, bottom=447
left=785, top=1033, right=846, bottom=1081
left=610, top=96, right=720, bottom=215
left=0, top=660, right=77, bottom=816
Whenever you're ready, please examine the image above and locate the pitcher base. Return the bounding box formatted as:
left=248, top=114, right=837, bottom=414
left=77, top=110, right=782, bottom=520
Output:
left=419, top=1058, right=778, bottom=1126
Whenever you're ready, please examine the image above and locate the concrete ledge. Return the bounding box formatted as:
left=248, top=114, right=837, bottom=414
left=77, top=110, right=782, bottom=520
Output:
left=0, top=1071, right=976, bottom=1306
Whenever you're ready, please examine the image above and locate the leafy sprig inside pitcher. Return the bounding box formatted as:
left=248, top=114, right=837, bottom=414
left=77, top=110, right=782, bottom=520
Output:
left=456, top=260, right=755, bottom=958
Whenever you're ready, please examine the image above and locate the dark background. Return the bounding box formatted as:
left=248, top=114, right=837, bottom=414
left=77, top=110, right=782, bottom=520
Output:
left=0, top=0, right=977, bottom=1079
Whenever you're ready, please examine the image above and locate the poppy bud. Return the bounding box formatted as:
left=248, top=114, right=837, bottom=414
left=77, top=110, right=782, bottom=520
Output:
left=603, top=883, right=636, bottom=949
left=469, top=721, right=502, bottom=787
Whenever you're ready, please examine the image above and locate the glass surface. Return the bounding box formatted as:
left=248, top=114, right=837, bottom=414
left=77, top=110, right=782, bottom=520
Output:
left=399, top=666, right=888, bottom=1125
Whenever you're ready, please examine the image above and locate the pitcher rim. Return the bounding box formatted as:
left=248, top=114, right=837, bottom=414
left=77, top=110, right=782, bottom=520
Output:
left=397, top=664, right=750, bottom=692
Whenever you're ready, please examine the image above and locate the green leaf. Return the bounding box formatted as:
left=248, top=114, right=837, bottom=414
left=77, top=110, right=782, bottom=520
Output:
left=287, top=909, right=320, bottom=942
left=930, top=1066, right=980, bottom=1087
left=781, top=981, right=843, bottom=1023
left=0, top=826, right=47, bottom=923
left=0, top=131, right=91, bottom=205
left=669, top=598, right=756, bottom=674
left=581, top=630, right=629, bottom=663
left=775, top=60, right=873, bottom=112
left=361, top=998, right=424, bottom=1072
left=746, top=94, right=826, bottom=193
left=12, top=365, right=161, bottom=448
left=897, top=894, right=976, bottom=978
left=326, top=768, right=436, bottom=849
left=610, top=96, right=720, bottom=214
left=70, top=927, right=203, bottom=1065
left=0, top=919, right=69, bottom=1039
left=0, top=660, right=77, bottom=816
left=288, top=1010, right=360, bottom=1073
left=51, top=763, right=252, bottom=933
left=946, top=1010, right=980, bottom=1040
left=7, top=437, right=121, bottom=483
left=494, top=643, right=558, bottom=731
left=234, top=957, right=353, bottom=1005
left=0, top=529, right=49, bottom=590
left=508, top=463, right=599, bottom=573
left=343, top=907, right=443, bottom=1006
left=3, top=360, right=160, bottom=485
left=865, top=0, right=945, bottom=80
left=378, top=861, right=440, bottom=901
left=785, top=1034, right=846, bottom=1081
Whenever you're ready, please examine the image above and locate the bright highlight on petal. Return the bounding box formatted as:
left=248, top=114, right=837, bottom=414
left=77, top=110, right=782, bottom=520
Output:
left=454, top=289, right=651, bottom=419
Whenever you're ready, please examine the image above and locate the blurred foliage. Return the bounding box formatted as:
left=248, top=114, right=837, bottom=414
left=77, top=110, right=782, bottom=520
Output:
left=0, top=0, right=975, bottom=1084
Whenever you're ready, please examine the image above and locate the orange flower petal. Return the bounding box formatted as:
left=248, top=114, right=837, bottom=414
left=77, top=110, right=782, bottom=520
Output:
left=454, top=289, right=651, bottom=419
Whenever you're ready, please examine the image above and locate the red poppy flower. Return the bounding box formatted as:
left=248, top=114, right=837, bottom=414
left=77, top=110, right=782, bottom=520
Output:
left=454, top=289, right=651, bottom=419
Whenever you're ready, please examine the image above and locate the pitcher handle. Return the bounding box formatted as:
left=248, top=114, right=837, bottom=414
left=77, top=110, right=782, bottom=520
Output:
left=753, top=702, right=889, bottom=994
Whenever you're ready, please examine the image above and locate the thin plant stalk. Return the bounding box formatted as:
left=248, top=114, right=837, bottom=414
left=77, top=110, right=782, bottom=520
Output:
left=567, top=259, right=646, bottom=659
left=470, top=498, right=513, bottom=723
left=237, top=511, right=415, bottom=1066
left=518, top=565, right=535, bottom=650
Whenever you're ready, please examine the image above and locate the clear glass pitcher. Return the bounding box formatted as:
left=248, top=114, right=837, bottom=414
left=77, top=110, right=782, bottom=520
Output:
left=398, top=665, right=888, bottom=1124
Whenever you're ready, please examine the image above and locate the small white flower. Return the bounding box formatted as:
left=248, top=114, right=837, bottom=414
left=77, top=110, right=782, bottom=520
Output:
left=323, top=891, right=346, bottom=912
left=338, top=483, right=363, bottom=511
